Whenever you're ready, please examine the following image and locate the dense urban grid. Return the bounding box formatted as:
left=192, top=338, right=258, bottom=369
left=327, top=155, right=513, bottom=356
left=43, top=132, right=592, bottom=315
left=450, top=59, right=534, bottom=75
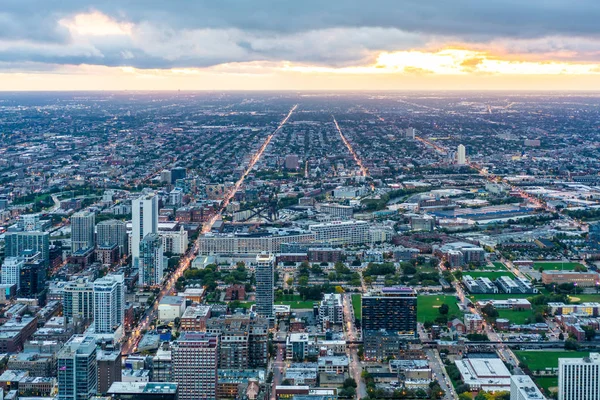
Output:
left=1, top=91, right=600, bottom=400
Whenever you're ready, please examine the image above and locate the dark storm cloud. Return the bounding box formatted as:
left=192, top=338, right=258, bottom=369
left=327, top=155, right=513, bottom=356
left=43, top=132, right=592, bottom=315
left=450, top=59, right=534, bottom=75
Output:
left=2, top=0, right=600, bottom=69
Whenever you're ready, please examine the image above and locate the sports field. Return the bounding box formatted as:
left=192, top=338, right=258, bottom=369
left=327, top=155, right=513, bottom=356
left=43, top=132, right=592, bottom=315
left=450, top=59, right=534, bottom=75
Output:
left=417, top=295, right=462, bottom=322
left=514, top=351, right=589, bottom=371
left=533, top=261, right=585, bottom=271
left=496, top=308, right=535, bottom=325
left=351, top=294, right=362, bottom=319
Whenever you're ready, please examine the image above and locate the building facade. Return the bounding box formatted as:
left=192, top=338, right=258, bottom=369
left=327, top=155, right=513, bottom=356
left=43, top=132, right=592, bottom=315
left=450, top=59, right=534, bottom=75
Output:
left=558, top=353, right=600, bottom=400
left=71, top=211, right=95, bottom=253
left=57, top=335, right=97, bottom=400
left=138, top=233, right=164, bottom=287
left=132, top=193, right=159, bottom=268
left=255, top=253, right=274, bottom=319
left=171, top=332, right=218, bottom=400
left=362, top=287, right=417, bottom=336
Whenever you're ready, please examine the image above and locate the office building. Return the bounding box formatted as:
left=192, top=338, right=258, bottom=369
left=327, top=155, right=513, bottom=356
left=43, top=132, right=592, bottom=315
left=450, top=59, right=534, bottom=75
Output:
left=132, top=193, right=159, bottom=268
left=71, top=211, right=95, bottom=253
left=63, top=279, right=94, bottom=325
left=138, top=233, right=164, bottom=287
left=318, top=294, right=343, bottom=327
left=108, top=382, right=178, bottom=400
left=57, top=335, right=97, bottom=400
left=97, top=220, right=128, bottom=257
left=510, top=375, right=546, bottom=400
left=198, top=231, right=316, bottom=255
left=363, top=330, right=404, bottom=361
left=172, top=332, right=218, bottom=400
left=362, top=287, right=417, bottom=336
left=93, top=274, right=125, bottom=334
left=558, top=353, right=600, bottom=400
left=457, top=144, right=466, bottom=165
left=255, top=253, right=274, bottom=319
left=1, top=257, right=24, bottom=291
left=455, top=357, right=511, bottom=391
left=97, top=349, right=122, bottom=395
left=309, top=220, right=369, bottom=245
left=5, top=231, right=50, bottom=266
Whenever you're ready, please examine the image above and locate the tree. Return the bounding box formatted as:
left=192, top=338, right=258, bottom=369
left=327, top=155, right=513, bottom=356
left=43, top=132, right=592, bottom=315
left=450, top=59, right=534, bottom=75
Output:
left=343, top=378, right=357, bottom=388
left=582, top=325, right=596, bottom=341
left=558, top=332, right=565, bottom=340
left=459, top=394, right=472, bottom=400
left=439, top=304, right=449, bottom=315
left=286, top=277, right=293, bottom=286
left=481, top=303, right=499, bottom=319
left=565, top=338, right=580, bottom=350
left=335, top=286, right=345, bottom=294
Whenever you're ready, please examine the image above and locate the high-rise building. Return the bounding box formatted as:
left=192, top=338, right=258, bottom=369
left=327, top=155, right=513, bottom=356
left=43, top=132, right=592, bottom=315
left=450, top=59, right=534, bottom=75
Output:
left=255, top=253, right=274, bottom=319
left=93, top=274, right=125, bottom=334
left=5, top=231, right=50, bottom=266
left=1, top=257, right=24, bottom=291
left=170, top=167, right=186, bottom=184
left=318, top=293, right=343, bottom=326
left=457, top=144, right=466, bottom=165
left=97, top=220, right=128, bottom=257
left=19, top=251, right=47, bottom=297
left=169, top=188, right=183, bottom=207
left=97, top=349, right=122, bottom=395
left=71, top=211, right=96, bottom=253
left=172, top=332, right=218, bottom=400
left=510, top=375, right=546, bottom=400
left=138, top=234, right=164, bottom=287
left=405, top=127, right=416, bottom=139
left=132, top=193, right=159, bottom=268
left=558, top=353, right=600, bottom=400
left=63, top=279, right=94, bottom=325
left=362, top=287, right=417, bottom=336
left=57, top=335, right=97, bottom=400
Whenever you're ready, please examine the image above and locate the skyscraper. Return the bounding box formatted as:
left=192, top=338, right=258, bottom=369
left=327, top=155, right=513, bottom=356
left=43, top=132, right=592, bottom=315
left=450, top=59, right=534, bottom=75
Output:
left=457, top=144, right=466, bottom=165
left=170, top=167, right=186, bottom=184
left=361, top=287, right=417, bottom=336
left=57, top=335, right=97, bottom=400
left=71, top=211, right=96, bottom=253
left=132, top=193, right=159, bottom=268
left=138, top=233, right=164, bottom=287
left=171, top=332, right=218, bottom=400
left=1, top=257, right=24, bottom=291
left=63, top=279, right=94, bottom=325
left=96, top=220, right=127, bottom=257
left=558, top=353, right=600, bottom=400
left=5, top=231, right=50, bottom=266
left=93, top=274, right=125, bottom=334
left=255, top=253, right=274, bottom=319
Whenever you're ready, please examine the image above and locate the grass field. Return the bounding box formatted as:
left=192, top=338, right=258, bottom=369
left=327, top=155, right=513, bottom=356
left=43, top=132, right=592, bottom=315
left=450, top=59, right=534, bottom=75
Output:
left=496, top=309, right=536, bottom=325
left=466, top=271, right=515, bottom=280
left=492, top=262, right=508, bottom=269
left=567, top=294, right=600, bottom=303
left=351, top=294, right=362, bottom=319
left=534, top=377, right=558, bottom=394
left=533, top=262, right=585, bottom=271
left=276, top=300, right=316, bottom=309
left=417, top=295, right=462, bottom=322
left=514, top=351, right=589, bottom=371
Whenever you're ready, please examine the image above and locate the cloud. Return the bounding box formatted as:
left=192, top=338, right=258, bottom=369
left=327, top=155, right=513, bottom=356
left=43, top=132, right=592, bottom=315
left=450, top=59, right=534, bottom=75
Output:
left=2, top=2, right=600, bottom=71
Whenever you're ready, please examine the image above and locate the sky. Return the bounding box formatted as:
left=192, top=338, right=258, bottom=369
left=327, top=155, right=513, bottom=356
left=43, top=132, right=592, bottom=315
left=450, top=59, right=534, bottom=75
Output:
left=3, top=1, right=600, bottom=90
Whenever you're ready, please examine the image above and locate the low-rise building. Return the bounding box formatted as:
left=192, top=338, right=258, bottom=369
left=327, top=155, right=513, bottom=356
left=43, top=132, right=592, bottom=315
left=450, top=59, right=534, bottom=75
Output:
left=157, top=296, right=185, bottom=322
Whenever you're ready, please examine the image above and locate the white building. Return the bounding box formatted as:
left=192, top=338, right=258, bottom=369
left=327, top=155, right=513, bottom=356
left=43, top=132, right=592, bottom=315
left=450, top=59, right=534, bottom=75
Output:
left=510, top=375, right=546, bottom=400
left=197, top=232, right=316, bottom=255
left=1, top=257, right=23, bottom=291
left=63, top=278, right=94, bottom=324
left=318, top=294, right=343, bottom=326
left=71, top=211, right=95, bottom=252
left=317, top=203, right=353, bottom=219
left=158, top=296, right=186, bottom=322
left=309, top=220, right=369, bottom=245
left=93, top=274, right=125, bottom=334
left=132, top=193, right=159, bottom=268
left=169, top=188, right=183, bottom=207
left=455, top=357, right=511, bottom=391
left=160, top=226, right=188, bottom=255
left=559, top=353, right=600, bottom=400
left=457, top=144, right=466, bottom=165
